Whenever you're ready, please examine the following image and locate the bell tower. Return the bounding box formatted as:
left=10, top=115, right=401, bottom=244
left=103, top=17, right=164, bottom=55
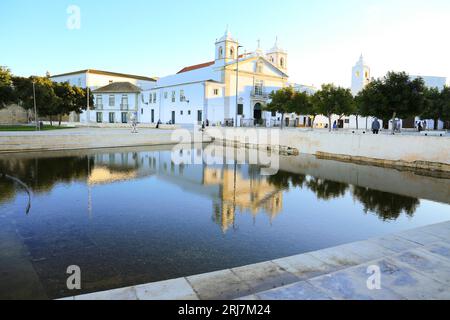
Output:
left=215, top=27, right=239, bottom=67
left=266, top=37, right=287, bottom=72
left=351, top=54, right=371, bottom=95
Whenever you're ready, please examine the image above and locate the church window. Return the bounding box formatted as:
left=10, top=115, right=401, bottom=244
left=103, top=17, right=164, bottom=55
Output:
left=254, top=80, right=264, bottom=96
left=219, top=46, right=223, bottom=59
left=180, top=90, right=186, bottom=102
left=213, top=89, right=219, bottom=96
left=153, top=92, right=157, bottom=103
left=188, top=110, right=191, bottom=115
left=164, top=92, right=168, bottom=99
left=171, top=91, right=176, bottom=102
left=230, top=47, right=235, bottom=58
left=280, top=57, right=285, bottom=68
left=180, top=110, right=183, bottom=115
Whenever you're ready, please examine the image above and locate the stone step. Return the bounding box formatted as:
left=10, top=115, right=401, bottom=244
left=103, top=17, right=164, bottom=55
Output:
left=238, top=223, right=450, bottom=300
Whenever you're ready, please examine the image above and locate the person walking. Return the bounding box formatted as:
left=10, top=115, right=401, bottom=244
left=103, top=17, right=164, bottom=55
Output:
left=372, top=118, right=380, bottom=134
left=130, top=113, right=138, bottom=134
left=418, top=121, right=423, bottom=133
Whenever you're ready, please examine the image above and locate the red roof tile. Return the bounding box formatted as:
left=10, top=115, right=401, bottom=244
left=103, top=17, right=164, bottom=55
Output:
left=177, top=61, right=215, bottom=74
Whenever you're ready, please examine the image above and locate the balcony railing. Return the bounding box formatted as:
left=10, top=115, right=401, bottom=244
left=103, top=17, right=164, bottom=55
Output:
left=120, top=104, right=129, bottom=110
left=251, top=89, right=269, bottom=99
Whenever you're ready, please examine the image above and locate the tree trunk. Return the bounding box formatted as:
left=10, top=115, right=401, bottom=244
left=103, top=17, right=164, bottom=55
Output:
left=356, top=115, right=359, bottom=130
left=328, top=114, right=332, bottom=132
left=311, top=116, right=316, bottom=130
left=59, top=115, right=62, bottom=126
left=49, top=116, right=53, bottom=126
left=391, top=112, right=396, bottom=134
left=280, top=113, right=284, bottom=130
left=434, top=118, right=439, bottom=130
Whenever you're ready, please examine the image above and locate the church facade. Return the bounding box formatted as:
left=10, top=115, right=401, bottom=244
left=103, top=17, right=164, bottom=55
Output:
left=139, top=29, right=289, bottom=126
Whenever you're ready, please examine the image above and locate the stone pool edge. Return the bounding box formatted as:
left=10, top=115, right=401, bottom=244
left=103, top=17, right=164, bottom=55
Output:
left=61, top=220, right=450, bottom=301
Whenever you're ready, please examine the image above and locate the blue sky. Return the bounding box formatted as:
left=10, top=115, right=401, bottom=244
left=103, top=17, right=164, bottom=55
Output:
left=1, top=0, right=449, bottom=87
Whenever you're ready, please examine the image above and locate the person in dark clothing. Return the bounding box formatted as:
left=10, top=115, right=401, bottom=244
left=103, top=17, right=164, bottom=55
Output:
left=417, top=121, right=423, bottom=132
left=372, top=118, right=380, bottom=134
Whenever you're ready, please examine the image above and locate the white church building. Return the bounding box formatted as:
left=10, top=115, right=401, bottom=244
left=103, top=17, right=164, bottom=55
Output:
left=51, top=30, right=289, bottom=126
left=141, top=29, right=289, bottom=126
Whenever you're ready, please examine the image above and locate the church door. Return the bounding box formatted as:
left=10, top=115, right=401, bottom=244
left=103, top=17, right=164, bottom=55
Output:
left=253, top=103, right=262, bottom=125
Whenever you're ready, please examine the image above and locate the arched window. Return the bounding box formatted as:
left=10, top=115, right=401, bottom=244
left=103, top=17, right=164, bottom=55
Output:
left=270, top=56, right=274, bottom=63
left=218, top=47, right=223, bottom=59
left=280, top=57, right=285, bottom=68
left=230, top=47, right=235, bottom=58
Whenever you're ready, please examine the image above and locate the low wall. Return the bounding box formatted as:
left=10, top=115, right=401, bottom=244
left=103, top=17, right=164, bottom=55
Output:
left=205, top=128, right=450, bottom=172
left=0, top=129, right=209, bottom=153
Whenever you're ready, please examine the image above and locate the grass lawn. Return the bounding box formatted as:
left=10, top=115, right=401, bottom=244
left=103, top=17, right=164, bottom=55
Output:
left=0, top=125, right=75, bottom=131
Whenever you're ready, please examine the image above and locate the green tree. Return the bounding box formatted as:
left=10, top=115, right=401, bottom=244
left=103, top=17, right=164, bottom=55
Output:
left=265, top=87, right=295, bottom=129
left=357, top=72, right=426, bottom=132
left=443, top=87, right=450, bottom=128
left=13, top=76, right=60, bottom=125
left=73, top=86, right=92, bottom=114
left=53, top=82, right=75, bottom=125
left=312, top=84, right=355, bottom=132
left=291, top=90, right=316, bottom=127
left=0, top=67, right=16, bottom=108
left=421, top=86, right=450, bottom=130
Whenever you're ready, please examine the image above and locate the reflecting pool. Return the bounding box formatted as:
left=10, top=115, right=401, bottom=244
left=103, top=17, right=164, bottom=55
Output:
left=0, top=144, right=449, bottom=299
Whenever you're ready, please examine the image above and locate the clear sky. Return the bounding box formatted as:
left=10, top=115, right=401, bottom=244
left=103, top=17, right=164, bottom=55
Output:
left=1, top=0, right=449, bottom=88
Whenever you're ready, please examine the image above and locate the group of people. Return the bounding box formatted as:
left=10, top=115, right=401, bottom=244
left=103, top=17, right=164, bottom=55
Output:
left=416, top=120, right=428, bottom=132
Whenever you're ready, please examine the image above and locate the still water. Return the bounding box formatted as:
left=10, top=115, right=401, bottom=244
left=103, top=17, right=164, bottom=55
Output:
left=0, top=144, right=449, bottom=299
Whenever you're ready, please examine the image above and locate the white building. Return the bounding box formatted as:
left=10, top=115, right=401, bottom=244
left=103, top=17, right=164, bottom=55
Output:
left=143, top=29, right=289, bottom=126
left=410, top=75, right=447, bottom=90
left=50, top=69, right=157, bottom=123
left=91, top=82, right=141, bottom=124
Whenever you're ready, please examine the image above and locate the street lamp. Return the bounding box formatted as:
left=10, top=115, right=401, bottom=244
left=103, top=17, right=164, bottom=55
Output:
left=32, top=80, right=38, bottom=131
left=235, top=45, right=243, bottom=127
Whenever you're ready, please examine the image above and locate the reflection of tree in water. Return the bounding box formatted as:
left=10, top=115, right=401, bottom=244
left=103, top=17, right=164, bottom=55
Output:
left=352, top=186, right=419, bottom=221
left=267, top=170, right=307, bottom=189
left=306, top=177, right=349, bottom=200
left=0, top=156, right=92, bottom=203
left=0, top=179, right=16, bottom=204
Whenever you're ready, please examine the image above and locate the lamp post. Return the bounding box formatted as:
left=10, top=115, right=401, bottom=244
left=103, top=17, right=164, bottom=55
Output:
left=86, top=86, right=90, bottom=123
left=32, top=81, right=38, bottom=131
left=235, top=45, right=243, bottom=127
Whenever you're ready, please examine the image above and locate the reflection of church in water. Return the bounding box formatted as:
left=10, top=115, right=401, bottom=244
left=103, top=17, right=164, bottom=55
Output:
left=87, top=147, right=283, bottom=232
